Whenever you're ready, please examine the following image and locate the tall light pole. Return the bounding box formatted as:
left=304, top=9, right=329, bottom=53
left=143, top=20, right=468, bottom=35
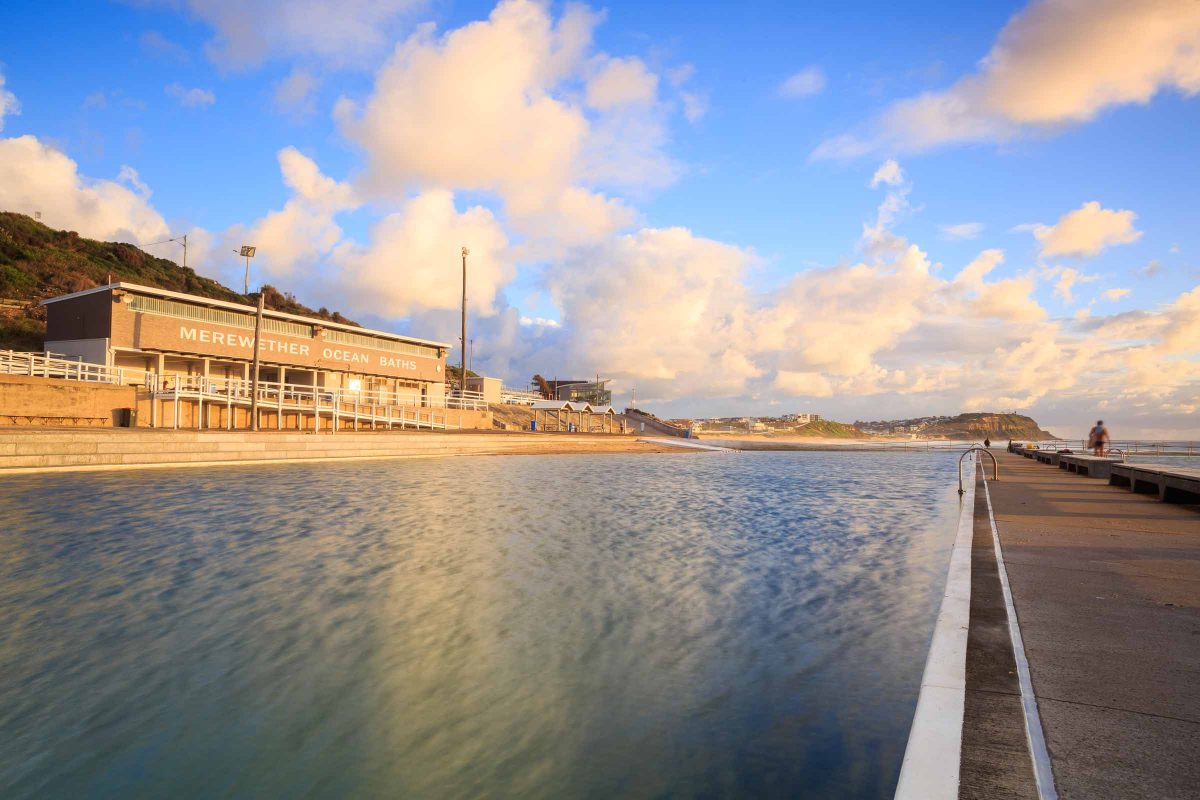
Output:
left=460, top=246, right=469, bottom=394
left=249, top=290, right=264, bottom=431
left=237, top=245, right=257, bottom=295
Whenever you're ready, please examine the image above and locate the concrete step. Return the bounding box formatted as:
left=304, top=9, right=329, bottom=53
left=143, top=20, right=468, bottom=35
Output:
left=0, top=432, right=627, bottom=470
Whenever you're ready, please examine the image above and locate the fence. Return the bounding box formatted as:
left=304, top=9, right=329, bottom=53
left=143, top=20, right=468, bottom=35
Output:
left=500, top=386, right=542, bottom=405
left=0, top=349, right=136, bottom=384
left=1018, top=439, right=1199, bottom=457
left=150, top=373, right=457, bottom=432
left=2, top=349, right=489, bottom=430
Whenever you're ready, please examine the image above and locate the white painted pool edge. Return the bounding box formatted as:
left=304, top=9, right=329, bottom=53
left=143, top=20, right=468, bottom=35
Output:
left=983, top=479, right=1059, bottom=800
left=894, top=457, right=975, bottom=799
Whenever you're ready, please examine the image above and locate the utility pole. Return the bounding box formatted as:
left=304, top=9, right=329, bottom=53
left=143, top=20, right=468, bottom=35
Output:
left=250, top=292, right=264, bottom=431
left=460, top=246, right=469, bottom=394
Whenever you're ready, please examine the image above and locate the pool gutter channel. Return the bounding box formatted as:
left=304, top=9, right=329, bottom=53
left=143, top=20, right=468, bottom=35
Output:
left=893, top=458, right=975, bottom=799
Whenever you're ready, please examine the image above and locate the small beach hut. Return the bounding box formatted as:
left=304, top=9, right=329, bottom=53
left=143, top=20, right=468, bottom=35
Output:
left=589, top=405, right=618, bottom=433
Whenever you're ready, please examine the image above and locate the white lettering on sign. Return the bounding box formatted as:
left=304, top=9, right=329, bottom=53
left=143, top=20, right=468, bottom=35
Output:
left=379, top=355, right=417, bottom=370
left=175, top=326, right=425, bottom=373
left=321, top=347, right=369, bottom=364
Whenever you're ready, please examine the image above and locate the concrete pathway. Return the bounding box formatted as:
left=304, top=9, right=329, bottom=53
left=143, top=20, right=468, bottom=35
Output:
left=982, top=451, right=1200, bottom=799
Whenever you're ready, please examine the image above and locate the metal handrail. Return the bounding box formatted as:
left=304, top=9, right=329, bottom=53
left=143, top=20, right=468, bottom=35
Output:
left=958, top=446, right=999, bottom=495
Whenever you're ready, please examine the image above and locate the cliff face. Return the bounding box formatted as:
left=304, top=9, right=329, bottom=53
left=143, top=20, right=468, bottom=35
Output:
left=0, top=212, right=357, bottom=350
left=924, top=413, right=1056, bottom=441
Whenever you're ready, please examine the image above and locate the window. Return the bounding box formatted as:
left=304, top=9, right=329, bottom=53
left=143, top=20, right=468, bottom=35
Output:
left=322, top=328, right=439, bottom=359
left=128, top=295, right=313, bottom=338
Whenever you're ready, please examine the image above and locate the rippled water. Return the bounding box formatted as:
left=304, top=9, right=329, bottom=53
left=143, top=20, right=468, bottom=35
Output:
left=0, top=451, right=961, bottom=799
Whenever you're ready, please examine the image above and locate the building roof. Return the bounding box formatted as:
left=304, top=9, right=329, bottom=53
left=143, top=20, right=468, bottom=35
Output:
left=40, top=282, right=452, bottom=350
left=531, top=400, right=594, bottom=412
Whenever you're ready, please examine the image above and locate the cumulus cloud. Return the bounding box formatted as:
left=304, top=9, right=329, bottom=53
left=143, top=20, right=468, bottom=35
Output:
left=338, top=0, right=673, bottom=245
left=586, top=56, right=658, bottom=110
left=165, top=83, right=215, bottom=108
left=0, top=135, right=169, bottom=244
left=548, top=226, right=760, bottom=400
left=331, top=190, right=512, bottom=317
left=239, top=158, right=354, bottom=279
left=1033, top=201, right=1141, bottom=258
left=0, top=72, right=19, bottom=131
left=779, top=66, right=826, bottom=98
left=1103, top=287, right=1131, bottom=301
left=814, top=0, right=1200, bottom=157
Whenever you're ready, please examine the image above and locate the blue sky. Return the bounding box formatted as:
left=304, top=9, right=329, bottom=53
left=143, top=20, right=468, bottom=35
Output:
left=1, top=0, right=1198, bottom=436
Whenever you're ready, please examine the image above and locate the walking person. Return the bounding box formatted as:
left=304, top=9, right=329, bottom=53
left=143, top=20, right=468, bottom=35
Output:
left=1088, top=420, right=1109, bottom=456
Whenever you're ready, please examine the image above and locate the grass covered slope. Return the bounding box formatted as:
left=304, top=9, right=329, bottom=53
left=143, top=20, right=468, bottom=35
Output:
left=923, top=413, right=1055, bottom=441
left=0, top=212, right=357, bottom=350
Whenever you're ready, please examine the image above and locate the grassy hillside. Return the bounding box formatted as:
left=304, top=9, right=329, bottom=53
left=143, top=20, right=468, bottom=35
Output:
left=924, top=413, right=1055, bottom=441
left=0, top=212, right=357, bottom=350
left=792, top=419, right=868, bottom=438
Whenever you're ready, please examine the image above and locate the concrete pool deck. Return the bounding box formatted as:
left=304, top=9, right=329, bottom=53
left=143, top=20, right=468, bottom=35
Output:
left=0, top=429, right=688, bottom=473
left=960, top=450, right=1200, bottom=799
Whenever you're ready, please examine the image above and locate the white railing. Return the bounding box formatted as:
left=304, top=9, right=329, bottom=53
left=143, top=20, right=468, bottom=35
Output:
left=443, top=387, right=488, bottom=411
left=0, top=349, right=141, bottom=384
left=1014, top=439, right=1200, bottom=457
left=151, top=373, right=458, bottom=431
left=500, top=386, right=542, bottom=405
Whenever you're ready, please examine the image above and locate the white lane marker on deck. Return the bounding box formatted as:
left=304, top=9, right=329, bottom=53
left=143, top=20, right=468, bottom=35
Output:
left=894, top=458, right=975, bottom=800
left=983, top=478, right=1059, bottom=800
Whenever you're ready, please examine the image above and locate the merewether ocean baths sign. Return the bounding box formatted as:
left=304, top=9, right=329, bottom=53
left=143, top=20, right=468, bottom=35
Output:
left=178, top=326, right=421, bottom=372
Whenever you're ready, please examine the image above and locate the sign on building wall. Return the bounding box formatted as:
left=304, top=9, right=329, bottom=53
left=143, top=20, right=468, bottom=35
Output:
left=110, top=304, right=444, bottom=382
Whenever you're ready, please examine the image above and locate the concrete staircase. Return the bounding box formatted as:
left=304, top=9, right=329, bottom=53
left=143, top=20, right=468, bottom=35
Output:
left=0, top=429, right=620, bottom=472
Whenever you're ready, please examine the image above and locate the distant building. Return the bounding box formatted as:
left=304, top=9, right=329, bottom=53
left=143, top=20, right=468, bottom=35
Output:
left=535, top=378, right=612, bottom=406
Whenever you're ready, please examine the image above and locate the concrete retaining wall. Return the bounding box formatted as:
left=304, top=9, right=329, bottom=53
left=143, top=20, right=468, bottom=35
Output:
left=1, top=374, right=491, bottom=431
left=0, top=374, right=135, bottom=426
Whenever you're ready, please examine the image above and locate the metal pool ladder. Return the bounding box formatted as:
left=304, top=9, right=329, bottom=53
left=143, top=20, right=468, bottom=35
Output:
left=959, top=446, right=999, bottom=495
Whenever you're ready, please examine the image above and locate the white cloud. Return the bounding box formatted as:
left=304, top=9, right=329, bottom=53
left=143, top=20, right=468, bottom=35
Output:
left=586, top=56, right=658, bottom=110
left=1033, top=201, right=1141, bottom=258
left=870, top=159, right=904, bottom=187
left=774, top=370, right=834, bottom=398
left=779, top=66, right=826, bottom=98
left=331, top=190, right=512, bottom=317
left=165, top=83, right=215, bottom=109
left=520, top=316, right=561, bottom=328
left=1047, top=266, right=1099, bottom=303
left=814, top=0, right=1200, bottom=157
left=1103, top=288, right=1131, bottom=301
left=339, top=0, right=672, bottom=245
left=940, top=222, right=984, bottom=240
left=0, top=72, right=19, bottom=131
left=548, top=226, right=761, bottom=400
left=0, top=135, right=170, bottom=244
left=228, top=147, right=358, bottom=280
left=176, top=0, right=425, bottom=69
